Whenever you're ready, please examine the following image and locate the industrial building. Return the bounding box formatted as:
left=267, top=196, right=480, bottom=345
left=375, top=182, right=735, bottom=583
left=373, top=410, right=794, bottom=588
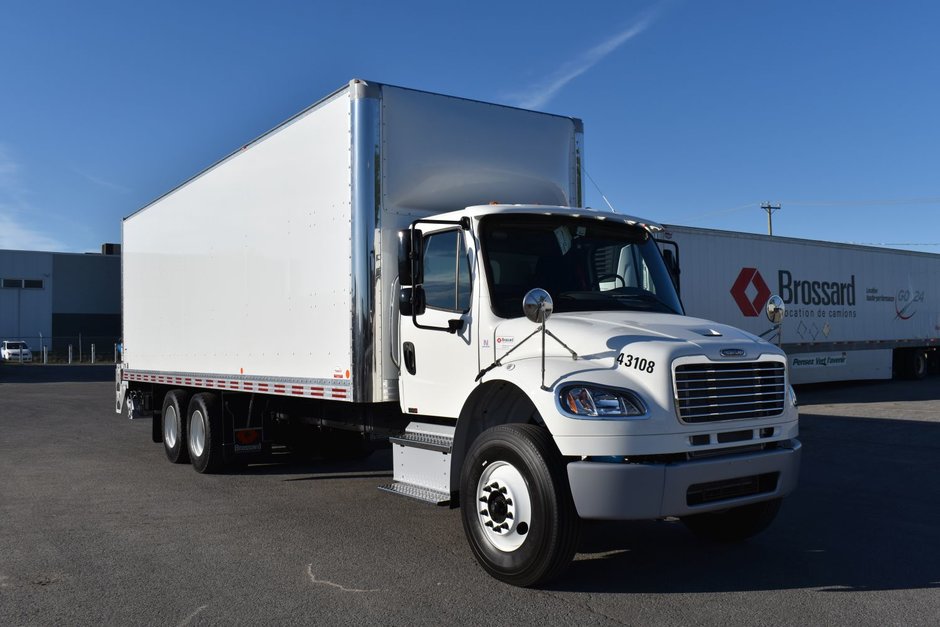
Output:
left=0, top=245, right=121, bottom=360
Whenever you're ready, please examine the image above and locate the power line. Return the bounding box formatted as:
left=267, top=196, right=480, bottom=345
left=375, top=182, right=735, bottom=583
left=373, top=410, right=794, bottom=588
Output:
left=679, top=196, right=940, bottom=223
left=849, top=242, right=940, bottom=247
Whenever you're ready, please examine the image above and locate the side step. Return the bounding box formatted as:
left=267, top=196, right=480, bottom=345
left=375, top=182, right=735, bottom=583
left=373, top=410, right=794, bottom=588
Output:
left=379, top=422, right=454, bottom=506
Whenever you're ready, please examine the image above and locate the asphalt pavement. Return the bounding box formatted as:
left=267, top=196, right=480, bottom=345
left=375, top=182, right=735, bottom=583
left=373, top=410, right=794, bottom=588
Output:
left=1, top=364, right=938, bottom=625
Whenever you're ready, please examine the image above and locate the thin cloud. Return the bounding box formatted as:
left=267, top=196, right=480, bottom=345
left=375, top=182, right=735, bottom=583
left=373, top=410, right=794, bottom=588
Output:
left=0, top=144, right=20, bottom=181
left=0, top=209, right=66, bottom=251
left=509, top=8, right=662, bottom=110
left=72, top=167, right=132, bottom=194
left=0, top=143, right=67, bottom=252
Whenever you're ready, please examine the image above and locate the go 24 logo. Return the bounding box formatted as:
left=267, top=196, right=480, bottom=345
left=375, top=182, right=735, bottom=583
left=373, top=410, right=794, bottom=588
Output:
left=895, top=289, right=924, bottom=320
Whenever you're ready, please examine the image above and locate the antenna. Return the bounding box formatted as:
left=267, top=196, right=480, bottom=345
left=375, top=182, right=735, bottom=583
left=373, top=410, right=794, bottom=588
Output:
left=584, top=168, right=617, bottom=213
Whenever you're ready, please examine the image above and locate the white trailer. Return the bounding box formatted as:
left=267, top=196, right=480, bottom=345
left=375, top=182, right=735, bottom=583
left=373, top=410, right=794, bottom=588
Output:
left=118, top=80, right=800, bottom=586
left=658, top=225, right=940, bottom=384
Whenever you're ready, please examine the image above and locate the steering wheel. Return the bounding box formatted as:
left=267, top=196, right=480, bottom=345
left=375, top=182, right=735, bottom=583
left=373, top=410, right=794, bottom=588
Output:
left=597, top=273, right=626, bottom=289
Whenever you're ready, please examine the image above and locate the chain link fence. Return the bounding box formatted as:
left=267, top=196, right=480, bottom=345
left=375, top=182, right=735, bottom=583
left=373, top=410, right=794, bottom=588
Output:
left=0, top=335, right=121, bottom=364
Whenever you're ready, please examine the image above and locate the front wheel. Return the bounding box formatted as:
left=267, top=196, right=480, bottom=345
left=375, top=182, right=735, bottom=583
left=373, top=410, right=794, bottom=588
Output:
left=681, top=498, right=782, bottom=542
left=459, top=424, right=580, bottom=587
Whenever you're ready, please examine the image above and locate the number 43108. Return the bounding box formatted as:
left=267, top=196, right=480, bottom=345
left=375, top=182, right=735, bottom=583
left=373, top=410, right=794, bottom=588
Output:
left=617, top=353, right=655, bottom=374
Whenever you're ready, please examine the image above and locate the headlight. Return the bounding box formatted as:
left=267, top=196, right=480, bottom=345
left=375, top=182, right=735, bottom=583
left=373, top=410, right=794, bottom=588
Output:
left=559, top=385, right=646, bottom=419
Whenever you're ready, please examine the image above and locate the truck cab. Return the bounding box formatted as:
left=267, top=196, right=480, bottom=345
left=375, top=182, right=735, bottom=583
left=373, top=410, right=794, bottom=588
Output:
left=391, top=203, right=800, bottom=586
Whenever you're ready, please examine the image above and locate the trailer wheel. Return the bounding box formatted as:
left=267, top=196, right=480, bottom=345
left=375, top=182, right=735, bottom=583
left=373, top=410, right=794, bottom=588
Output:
left=459, top=424, right=579, bottom=587
left=895, top=349, right=928, bottom=380
left=161, top=390, right=190, bottom=464
left=681, top=498, right=782, bottom=542
left=187, top=393, right=225, bottom=474
left=911, top=351, right=927, bottom=380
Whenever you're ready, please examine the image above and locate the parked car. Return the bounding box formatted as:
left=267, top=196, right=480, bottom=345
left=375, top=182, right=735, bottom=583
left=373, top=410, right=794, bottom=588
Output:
left=1, top=340, right=33, bottom=362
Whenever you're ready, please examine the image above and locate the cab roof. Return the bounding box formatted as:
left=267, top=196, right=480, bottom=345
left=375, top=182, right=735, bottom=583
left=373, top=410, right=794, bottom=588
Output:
left=458, top=204, right=664, bottom=232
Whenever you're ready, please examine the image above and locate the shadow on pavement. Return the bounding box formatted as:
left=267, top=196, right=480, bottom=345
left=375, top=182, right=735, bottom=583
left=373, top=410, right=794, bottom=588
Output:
left=0, top=364, right=115, bottom=383
left=795, top=372, right=940, bottom=404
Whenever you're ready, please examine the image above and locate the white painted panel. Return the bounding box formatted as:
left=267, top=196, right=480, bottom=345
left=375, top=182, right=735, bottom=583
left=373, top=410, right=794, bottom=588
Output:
left=124, top=93, right=353, bottom=384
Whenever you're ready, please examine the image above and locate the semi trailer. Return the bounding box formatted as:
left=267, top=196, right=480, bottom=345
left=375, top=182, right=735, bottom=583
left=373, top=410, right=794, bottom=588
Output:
left=116, top=79, right=800, bottom=586
left=658, top=225, right=940, bottom=384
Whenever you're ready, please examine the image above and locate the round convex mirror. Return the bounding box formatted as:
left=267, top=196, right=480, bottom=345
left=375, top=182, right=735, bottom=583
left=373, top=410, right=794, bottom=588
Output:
left=522, top=288, right=553, bottom=324
left=765, top=295, right=785, bottom=324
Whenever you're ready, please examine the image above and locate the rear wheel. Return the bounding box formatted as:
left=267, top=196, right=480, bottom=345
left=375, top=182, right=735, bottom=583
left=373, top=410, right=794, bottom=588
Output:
left=896, top=349, right=928, bottom=380
left=911, top=351, right=928, bottom=380
left=187, top=393, right=225, bottom=474
left=682, top=498, right=782, bottom=542
left=460, top=424, right=579, bottom=587
left=161, top=390, right=190, bottom=464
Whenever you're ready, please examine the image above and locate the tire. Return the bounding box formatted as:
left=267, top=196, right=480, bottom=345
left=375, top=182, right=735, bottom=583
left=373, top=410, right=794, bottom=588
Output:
left=896, top=349, right=928, bottom=380
left=187, top=393, right=225, bottom=474
left=459, top=424, right=580, bottom=587
left=912, top=351, right=927, bottom=380
left=161, top=390, right=190, bottom=464
left=682, top=498, right=782, bottom=542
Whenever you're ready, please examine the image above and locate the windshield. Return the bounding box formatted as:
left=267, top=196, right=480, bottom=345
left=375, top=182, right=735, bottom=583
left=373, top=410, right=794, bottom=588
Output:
left=479, top=214, right=683, bottom=318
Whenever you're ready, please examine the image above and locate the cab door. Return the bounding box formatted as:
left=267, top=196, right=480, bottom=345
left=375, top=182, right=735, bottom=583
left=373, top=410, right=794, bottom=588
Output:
left=399, top=228, right=479, bottom=418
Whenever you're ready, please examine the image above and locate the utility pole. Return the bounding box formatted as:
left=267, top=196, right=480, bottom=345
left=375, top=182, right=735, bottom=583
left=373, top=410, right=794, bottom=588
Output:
left=761, top=203, right=781, bottom=236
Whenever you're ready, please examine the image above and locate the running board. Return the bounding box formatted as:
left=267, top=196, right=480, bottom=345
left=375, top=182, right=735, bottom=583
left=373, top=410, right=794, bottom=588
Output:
left=378, top=482, right=450, bottom=506
left=380, top=422, right=454, bottom=506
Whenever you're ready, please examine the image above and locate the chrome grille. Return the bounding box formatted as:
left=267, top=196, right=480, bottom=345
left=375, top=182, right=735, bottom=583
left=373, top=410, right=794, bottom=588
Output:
left=674, top=361, right=786, bottom=423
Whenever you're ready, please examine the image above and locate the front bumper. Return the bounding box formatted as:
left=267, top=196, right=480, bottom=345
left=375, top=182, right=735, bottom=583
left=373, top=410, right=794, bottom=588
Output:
left=567, top=439, right=801, bottom=520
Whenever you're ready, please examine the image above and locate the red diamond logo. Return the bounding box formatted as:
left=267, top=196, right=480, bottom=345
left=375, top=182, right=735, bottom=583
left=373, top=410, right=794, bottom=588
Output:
left=730, top=268, right=771, bottom=317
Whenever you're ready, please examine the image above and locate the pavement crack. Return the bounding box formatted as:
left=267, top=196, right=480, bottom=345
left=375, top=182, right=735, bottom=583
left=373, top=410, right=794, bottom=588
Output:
left=176, top=604, right=208, bottom=627
left=306, top=563, right=380, bottom=593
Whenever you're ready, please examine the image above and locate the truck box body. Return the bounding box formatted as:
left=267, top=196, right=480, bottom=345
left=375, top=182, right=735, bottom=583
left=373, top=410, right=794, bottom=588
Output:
left=659, top=224, right=940, bottom=383
left=122, top=81, right=583, bottom=402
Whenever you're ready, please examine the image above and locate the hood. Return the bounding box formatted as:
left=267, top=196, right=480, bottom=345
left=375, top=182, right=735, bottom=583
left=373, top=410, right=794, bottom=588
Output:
left=491, top=311, right=781, bottom=364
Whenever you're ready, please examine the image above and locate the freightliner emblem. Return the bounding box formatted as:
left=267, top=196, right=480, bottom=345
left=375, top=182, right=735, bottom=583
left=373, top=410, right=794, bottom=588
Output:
left=720, top=349, right=747, bottom=358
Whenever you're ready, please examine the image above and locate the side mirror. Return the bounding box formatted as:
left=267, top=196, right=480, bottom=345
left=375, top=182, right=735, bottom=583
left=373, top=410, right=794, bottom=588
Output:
left=400, top=286, right=426, bottom=317
left=397, top=228, right=424, bottom=286
left=522, top=288, right=553, bottom=324
left=765, top=295, right=785, bottom=324
left=660, top=243, right=680, bottom=295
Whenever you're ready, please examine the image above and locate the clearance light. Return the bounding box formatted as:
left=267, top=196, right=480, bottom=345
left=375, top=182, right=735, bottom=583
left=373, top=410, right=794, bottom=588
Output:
left=560, top=385, right=646, bottom=419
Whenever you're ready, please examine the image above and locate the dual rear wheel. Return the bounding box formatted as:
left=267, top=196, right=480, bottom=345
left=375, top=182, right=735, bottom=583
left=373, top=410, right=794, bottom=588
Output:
left=160, top=390, right=224, bottom=473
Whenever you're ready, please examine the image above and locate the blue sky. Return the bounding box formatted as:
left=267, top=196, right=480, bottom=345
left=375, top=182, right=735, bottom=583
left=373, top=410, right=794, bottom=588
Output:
left=1, top=0, right=938, bottom=253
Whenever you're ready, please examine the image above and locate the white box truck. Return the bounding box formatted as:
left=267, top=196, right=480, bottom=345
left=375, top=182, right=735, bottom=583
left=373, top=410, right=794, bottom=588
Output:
left=117, top=80, right=800, bottom=586
left=658, top=225, right=940, bottom=384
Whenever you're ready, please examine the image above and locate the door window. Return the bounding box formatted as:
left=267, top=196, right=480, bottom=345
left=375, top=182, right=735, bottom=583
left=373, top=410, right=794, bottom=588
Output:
left=422, top=230, right=472, bottom=312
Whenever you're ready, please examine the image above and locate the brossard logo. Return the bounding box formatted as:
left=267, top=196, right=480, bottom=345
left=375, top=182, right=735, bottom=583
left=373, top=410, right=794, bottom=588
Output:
left=731, top=268, right=856, bottom=316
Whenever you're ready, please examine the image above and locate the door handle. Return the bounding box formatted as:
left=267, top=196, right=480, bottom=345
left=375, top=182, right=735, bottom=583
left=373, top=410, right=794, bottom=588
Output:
left=403, top=342, right=416, bottom=375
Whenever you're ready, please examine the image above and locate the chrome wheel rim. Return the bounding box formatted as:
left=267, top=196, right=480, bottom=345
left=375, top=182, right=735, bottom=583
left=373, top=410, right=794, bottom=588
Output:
left=163, top=405, right=178, bottom=449
left=476, top=461, right=532, bottom=552
left=190, top=409, right=206, bottom=458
